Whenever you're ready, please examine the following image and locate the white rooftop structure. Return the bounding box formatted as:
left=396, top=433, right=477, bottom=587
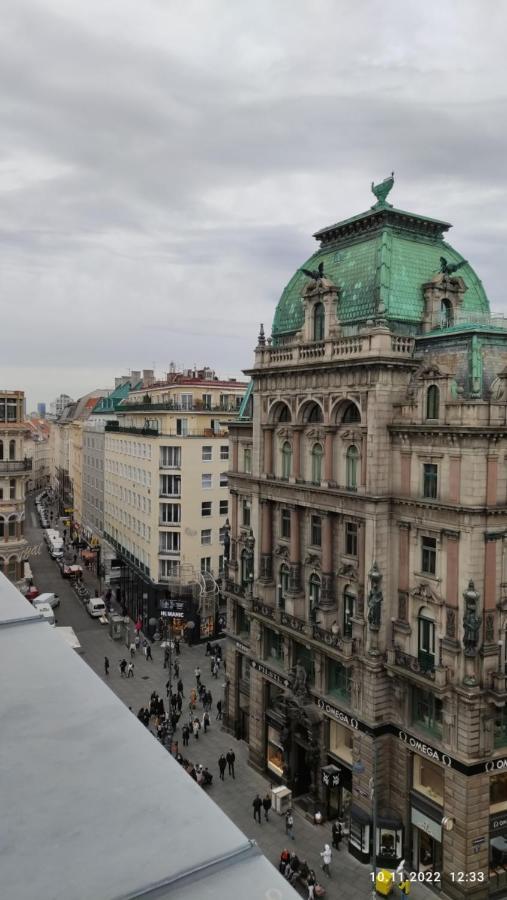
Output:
left=0, top=574, right=296, bottom=900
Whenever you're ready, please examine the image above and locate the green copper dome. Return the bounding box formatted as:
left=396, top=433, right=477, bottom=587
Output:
left=272, top=199, right=489, bottom=340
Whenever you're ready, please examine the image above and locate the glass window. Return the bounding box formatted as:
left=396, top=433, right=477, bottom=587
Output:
left=327, top=660, right=351, bottom=701
left=342, top=403, right=361, bottom=424
left=9, top=439, right=15, bottom=460
left=418, top=607, right=436, bottom=672
left=309, top=573, right=321, bottom=615
left=295, top=644, right=315, bottom=686
left=329, top=722, right=353, bottom=763
left=278, top=564, right=290, bottom=609
left=160, top=503, right=181, bottom=524
left=242, top=499, right=251, bottom=527
left=201, top=529, right=212, bottom=545
left=9, top=479, right=15, bottom=500
left=220, top=445, right=229, bottom=460
left=423, top=463, right=438, bottom=499
left=237, top=605, right=250, bottom=636
left=281, top=508, right=291, bottom=539
left=426, top=385, right=439, bottom=420
left=202, top=445, right=212, bottom=461
left=202, top=394, right=212, bottom=410
left=345, top=522, right=358, bottom=556
left=219, top=499, right=229, bottom=516
left=343, top=589, right=355, bottom=638
left=202, top=473, right=212, bottom=489
left=160, top=446, right=181, bottom=468
left=220, top=473, right=228, bottom=487
left=412, top=687, right=442, bottom=737
left=159, top=531, right=180, bottom=553
left=494, top=708, right=507, bottom=749
left=243, top=447, right=252, bottom=474
left=160, top=474, right=181, bottom=496
left=180, top=393, right=193, bottom=410
left=265, top=628, right=284, bottom=663
left=200, top=557, right=211, bottom=572
left=413, top=756, right=444, bottom=806
left=311, top=443, right=323, bottom=484
left=440, top=299, right=453, bottom=328
left=219, top=526, right=227, bottom=543
left=311, top=515, right=321, bottom=546
left=267, top=725, right=285, bottom=777
left=201, top=501, right=212, bottom=517
left=421, top=536, right=437, bottom=575
left=490, top=772, right=507, bottom=811
left=313, top=302, right=325, bottom=341
left=176, top=418, right=188, bottom=436
left=346, top=445, right=359, bottom=490
left=281, top=441, right=292, bottom=479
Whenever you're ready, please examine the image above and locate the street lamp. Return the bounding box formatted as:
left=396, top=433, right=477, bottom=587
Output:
left=353, top=744, right=378, bottom=900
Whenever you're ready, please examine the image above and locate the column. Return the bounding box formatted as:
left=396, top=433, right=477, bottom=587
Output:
left=262, top=427, right=274, bottom=477
left=484, top=533, right=499, bottom=651
left=230, top=490, right=238, bottom=566
left=400, top=453, right=411, bottom=496
left=292, top=427, right=302, bottom=481
left=486, top=454, right=498, bottom=505
left=259, top=499, right=273, bottom=582
left=289, top=506, right=301, bottom=593
left=231, top=438, right=239, bottom=472
left=324, top=428, right=334, bottom=483
left=397, top=523, right=410, bottom=622
left=321, top=513, right=334, bottom=607
left=448, top=456, right=461, bottom=504
left=445, top=531, right=459, bottom=641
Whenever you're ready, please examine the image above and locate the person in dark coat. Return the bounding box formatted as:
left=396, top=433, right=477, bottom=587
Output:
left=262, top=793, right=272, bottom=821
left=226, top=749, right=235, bottom=778
left=218, top=753, right=227, bottom=780
left=177, top=678, right=184, bottom=695
left=182, top=724, right=190, bottom=747
left=216, top=699, right=223, bottom=720
left=104, top=656, right=109, bottom=676
left=332, top=820, right=343, bottom=850
left=253, top=794, right=262, bottom=823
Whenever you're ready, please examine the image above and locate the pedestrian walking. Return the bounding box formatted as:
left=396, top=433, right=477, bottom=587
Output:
left=332, top=820, right=342, bottom=850
left=129, top=641, right=136, bottom=658
left=182, top=725, right=190, bottom=747
left=145, top=643, right=153, bottom=661
left=216, top=699, right=223, bottom=720
left=252, top=794, right=262, bottom=824
left=226, top=749, right=235, bottom=778
left=135, top=617, right=142, bottom=636
left=218, top=753, right=226, bottom=780
left=193, top=718, right=200, bottom=740
left=212, top=660, right=219, bottom=679
left=320, top=844, right=332, bottom=878
left=173, top=660, right=180, bottom=679
left=177, top=693, right=182, bottom=712
left=287, top=853, right=300, bottom=884
left=262, top=793, right=272, bottom=821
left=127, top=662, right=135, bottom=678
left=306, top=869, right=317, bottom=900
left=194, top=666, right=201, bottom=686
left=202, top=711, right=210, bottom=733
left=119, top=658, right=127, bottom=677
left=177, top=678, right=184, bottom=696
left=134, top=633, right=140, bottom=651
left=175, top=637, right=181, bottom=655
left=285, top=809, right=295, bottom=840
left=163, top=647, right=170, bottom=669
left=104, top=656, right=110, bottom=676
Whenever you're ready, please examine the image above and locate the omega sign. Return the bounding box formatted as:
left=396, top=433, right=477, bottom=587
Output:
left=316, top=698, right=359, bottom=731
left=485, top=758, right=507, bottom=773
left=398, top=731, right=452, bottom=767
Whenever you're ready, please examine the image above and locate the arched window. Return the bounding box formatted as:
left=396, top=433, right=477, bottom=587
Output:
left=309, top=573, right=321, bottom=618
left=346, top=445, right=359, bottom=490
left=281, top=441, right=292, bottom=479
left=9, top=439, right=15, bottom=460
left=305, top=403, right=324, bottom=424
left=276, top=404, right=291, bottom=423
left=426, top=385, right=439, bottom=420
left=8, top=516, right=16, bottom=539
left=313, top=302, right=325, bottom=341
left=342, top=402, right=361, bottom=424
left=0, top=518, right=4, bottom=538
left=418, top=606, right=436, bottom=673
left=311, top=443, right=323, bottom=484
left=440, top=299, right=453, bottom=328
left=0, top=440, right=3, bottom=460
left=343, top=587, right=356, bottom=638
left=278, top=563, right=290, bottom=609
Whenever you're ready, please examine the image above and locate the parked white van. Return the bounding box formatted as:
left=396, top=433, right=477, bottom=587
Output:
left=87, top=598, right=107, bottom=618
left=33, top=592, right=60, bottom=610
left=36, top=603, right=55, bottom=626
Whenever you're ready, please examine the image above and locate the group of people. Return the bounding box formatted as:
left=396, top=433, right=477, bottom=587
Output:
left=278, top=850, right=325, bottom=898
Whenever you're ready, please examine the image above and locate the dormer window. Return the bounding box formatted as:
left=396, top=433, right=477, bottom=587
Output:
left=313, top=302, right=325, bottom=341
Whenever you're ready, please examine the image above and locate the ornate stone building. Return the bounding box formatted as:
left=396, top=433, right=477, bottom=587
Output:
left=0, top=391, right=31, bottom=582
left=224, top=181, right=507, bottom=898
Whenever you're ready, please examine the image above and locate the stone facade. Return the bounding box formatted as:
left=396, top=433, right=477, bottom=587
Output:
left=223, top=192, right=507, bottom=898
left=0, top=391, right=30, bottom=582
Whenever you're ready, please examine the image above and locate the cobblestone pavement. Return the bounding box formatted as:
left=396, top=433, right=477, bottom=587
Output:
left=26, top=496, right=435, bottom=900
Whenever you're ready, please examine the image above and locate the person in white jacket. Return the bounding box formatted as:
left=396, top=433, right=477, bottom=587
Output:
left=320, top=843, right=332, bottom=877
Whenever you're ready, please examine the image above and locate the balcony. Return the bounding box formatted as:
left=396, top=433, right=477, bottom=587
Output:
left=118, top=402, right=241, bottom=413
left=386, top=646, right=448, bottom=686
left=0, top=458, right=32, bottom=473
left=105, top=423, right=159, bottom=436
left=313, top=625, right=355, bottom=657
left=254, top=331, right=415, bottom=370
left=280, top=611, right=307, bottom=634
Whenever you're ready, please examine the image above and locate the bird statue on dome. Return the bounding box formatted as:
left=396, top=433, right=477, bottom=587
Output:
left=371, top=172, right=395, bottom=209
left=300, top=261, right=325, bottom=281
left=439, top=256, right=467, bottom=275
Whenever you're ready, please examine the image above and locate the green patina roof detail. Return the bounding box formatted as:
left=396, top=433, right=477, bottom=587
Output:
left=237, top=380, right=253, bottom=420
left=272, top=206, right=490, bottom=338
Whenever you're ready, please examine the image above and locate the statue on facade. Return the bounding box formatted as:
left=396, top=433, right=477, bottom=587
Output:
left=305, top=738, right=321, bottom=795
left=439, top=256, right=467, bottom=276
left=367, top=562, right=383, bottom=630
left=300, top=261, right=325, bottom=281
left=290, top=660, right=308, bottom=698
left=371, top=173, right=394, bottom=209
left=463, top=580, right=481, bottom=657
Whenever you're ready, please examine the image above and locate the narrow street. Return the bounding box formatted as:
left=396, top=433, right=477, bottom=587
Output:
left=25, top=497, right=434, bottom=900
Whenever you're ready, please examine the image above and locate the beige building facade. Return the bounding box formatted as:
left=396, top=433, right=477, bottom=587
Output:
left=224, top=183, right=507, bottom=899
left=0, top=391, right=31, bottom=582
left=103, top=370, right=246, bottom=637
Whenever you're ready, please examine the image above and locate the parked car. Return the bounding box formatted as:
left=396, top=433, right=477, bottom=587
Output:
left=59, top=563, right=83, bottom=579
left=33, top=592, right=60, bottom=610
left=36, top=603, right=55, bottom=626
left=87, top=598, right=106, bottom=618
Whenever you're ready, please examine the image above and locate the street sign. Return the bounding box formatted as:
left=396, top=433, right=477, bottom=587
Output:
left=160, top=610, right=185, bottom=619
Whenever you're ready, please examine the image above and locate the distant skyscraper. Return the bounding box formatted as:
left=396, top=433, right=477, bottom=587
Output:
left=49, top=393, right=74, bottom=418
left=37, top=402, right=46, bottom=418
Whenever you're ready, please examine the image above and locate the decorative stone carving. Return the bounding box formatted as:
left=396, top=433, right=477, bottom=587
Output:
left=410, top=581, right=443, bottom=607
left=398, top=591, right=408, bottom=622
left=463, top=580, right=481, bottom=657
left=274, top=544, right=290, bottom=559
left=338, top=563, right=358, bottom=581
left=367, top=562, right=383, bottom=631
left=304, top=553, right=321, bottom=566
left=445, top=607, right=457, bottom=639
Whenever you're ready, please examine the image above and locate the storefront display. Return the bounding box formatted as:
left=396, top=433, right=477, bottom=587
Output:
left=411, top=806, right=442, bottom=878
left=267, top=725, right=285, bottom=778
left=349, top=804, right=371, bottom=863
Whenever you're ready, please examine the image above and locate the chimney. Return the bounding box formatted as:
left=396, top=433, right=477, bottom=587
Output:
left=142, top=369, right=155, bottom=386
left=131, top=371, right=141, bottom=385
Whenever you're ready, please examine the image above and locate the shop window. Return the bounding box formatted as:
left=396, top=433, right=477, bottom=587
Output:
left=412, top=687, right=442, bottom=738
left=311, top=515, right=321, bottom=546
left=346, top=445, right=358, bottom=490
left=494, top=708, right=507, bottom=749
left=313, top=302, right=325, bottom=341
left=418, top=607, right=436, bottom=673
left=413, top=756, right=444, bottom=806
left=421, top=536, right=437, bottom=576
left=350, top=816, right=369, bottom=858
left=343, top=589, right=355, bottom=638
left=281, top=441, right=292, bottom=479
left=311, top=443, right=323, bottom=484
left=490, top=772, right=507, bottom=811
left=236, top=605, right=250, bottom=638
left=426, top=385, right=439, bottom=420
left=267, top=725, right=285, bottom=777
left=345, top=522, right=358, bottom=557
left=281, top=508, right=291, bottom=539
left=423, top=464, right=438, bottom=499
left=377, top=828, right=400, bottom=860
left=327, top=660, right=351, bottom=701
left=329, top=722, right=353, bottom=764
left=265, top=628, right=284, bottom=664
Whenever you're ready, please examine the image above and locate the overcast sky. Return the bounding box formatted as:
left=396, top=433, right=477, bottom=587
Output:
left=1, top=0, right=507, bottom=410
